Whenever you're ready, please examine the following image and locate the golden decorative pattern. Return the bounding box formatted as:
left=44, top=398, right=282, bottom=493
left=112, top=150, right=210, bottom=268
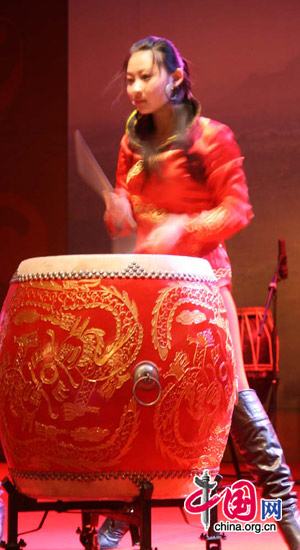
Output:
left=148, top=149, right=180, bottom=163
left=131, top=195, right=167, bottom=224
left=126, top=159, right=144, bottom=184
left=176, top=309, right=207, bottom=325
left=151, top=280, right=235, bottom=467
left=125, top=103, right=201, bottom=151
left=185, top=205, right=233, bottom=241
left=0, top=279, right=143, bottom=470
left=0, top=264, right=234, bottom=498
left=0, top=397, right=140, bottom=470
left=151, top=281, right=225, bottom=361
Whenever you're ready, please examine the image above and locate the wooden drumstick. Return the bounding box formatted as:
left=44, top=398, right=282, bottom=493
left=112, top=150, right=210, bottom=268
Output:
left=74, top=129, right=113, bottom=209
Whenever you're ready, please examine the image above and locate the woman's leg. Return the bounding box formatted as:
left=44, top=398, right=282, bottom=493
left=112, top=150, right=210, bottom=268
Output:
left=97, top=518, right=130, bottom=549
left=219, top=286, right=249, bottom=391
left=220, top=286, right=300, bottom=550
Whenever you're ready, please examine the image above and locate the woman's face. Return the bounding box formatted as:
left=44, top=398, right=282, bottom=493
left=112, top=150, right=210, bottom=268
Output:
left=126, top=50, right=172, bottom=115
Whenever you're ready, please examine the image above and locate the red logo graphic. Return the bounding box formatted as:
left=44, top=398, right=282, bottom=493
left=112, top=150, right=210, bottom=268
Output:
left=184, top=473, right=257, bottom=528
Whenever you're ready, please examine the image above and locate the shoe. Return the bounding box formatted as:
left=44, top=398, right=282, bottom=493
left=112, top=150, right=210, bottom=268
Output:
left=230, top=389, right=300, bottom=550
left=97, top=518, right=129, bottom=549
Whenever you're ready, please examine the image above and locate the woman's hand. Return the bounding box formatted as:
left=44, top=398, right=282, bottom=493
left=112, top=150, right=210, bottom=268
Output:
left=103, top=191, right=137, bottom=236
left=136, top=214, right=189, bottom=254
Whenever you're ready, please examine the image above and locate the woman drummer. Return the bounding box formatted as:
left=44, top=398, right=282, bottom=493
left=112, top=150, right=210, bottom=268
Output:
left=101, top=36, right=300, bottom=550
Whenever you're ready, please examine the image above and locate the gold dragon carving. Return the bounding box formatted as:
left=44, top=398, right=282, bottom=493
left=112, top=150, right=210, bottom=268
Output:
left=151, top=281, right=235, bottom=469
left=0, top=279, right=143, bottom=468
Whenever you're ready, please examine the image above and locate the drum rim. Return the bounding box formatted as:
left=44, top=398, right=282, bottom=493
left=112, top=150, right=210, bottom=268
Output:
left=12, top=254, right=217, bottom=284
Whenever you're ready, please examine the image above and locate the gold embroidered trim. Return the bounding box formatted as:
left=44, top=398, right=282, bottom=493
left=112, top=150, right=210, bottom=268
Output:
left=126, top=152, right=178, bottom=185
left=148, top=149, right=179, bottom=163
left=125, top=103, right=202, bottom=151
left=185, top=206, right=228, bottom=235
left=126, top=159, right=144, bottom=184
left=125, top=109, right=138, bottom=135
left=131, top=195, right=167, bottom=224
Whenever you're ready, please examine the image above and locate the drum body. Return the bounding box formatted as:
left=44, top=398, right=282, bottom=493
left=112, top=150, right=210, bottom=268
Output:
left=237, top=307, right=279, bottom=377
left=0, top=254, right=235, bottom=499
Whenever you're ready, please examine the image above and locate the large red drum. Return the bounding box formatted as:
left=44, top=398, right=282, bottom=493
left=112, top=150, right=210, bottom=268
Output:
left=0, top=254, right=235, bottom=499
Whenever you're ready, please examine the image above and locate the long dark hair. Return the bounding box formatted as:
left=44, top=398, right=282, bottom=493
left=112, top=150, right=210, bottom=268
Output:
left=124, top=36, right=200, bottom=168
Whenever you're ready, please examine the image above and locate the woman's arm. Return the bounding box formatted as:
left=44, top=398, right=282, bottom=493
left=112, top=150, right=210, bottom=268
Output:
left=137, top=121, right=253, bottom=255
left=183, top=122, right=253, bottom=243
left=104, top=135, right=137, bottom=237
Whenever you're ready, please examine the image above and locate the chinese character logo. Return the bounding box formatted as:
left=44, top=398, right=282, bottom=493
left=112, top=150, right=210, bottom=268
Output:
left=184, top=472, right=258, bottom=530
left=184, top=470, right=218, bottom=530
left=222, top=479, right=257, bottom=521
left=261, top=499, right=282, bottom=521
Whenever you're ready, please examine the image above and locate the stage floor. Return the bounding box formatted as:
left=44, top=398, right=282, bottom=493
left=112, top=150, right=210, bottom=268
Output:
left=1, top=462, right=299, bottom=550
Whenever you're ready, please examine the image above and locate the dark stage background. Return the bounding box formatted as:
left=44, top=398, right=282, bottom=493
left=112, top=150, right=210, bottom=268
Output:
left=0, top=0, right=68, bottom=461
left=0, top=0, right=68, bottom=305
left=0, top=1, right=299, bottom=461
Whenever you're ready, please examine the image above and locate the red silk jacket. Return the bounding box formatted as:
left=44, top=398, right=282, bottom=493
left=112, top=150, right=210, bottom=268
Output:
left=108, top=112, right=253, bottom=287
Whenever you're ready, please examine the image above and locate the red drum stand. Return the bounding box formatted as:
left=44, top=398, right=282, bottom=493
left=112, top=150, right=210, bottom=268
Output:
left=1, top=476, right=155, bottom=550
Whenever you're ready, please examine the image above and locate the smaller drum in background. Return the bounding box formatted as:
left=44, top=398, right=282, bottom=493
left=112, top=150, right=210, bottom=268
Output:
left=237, top=306, right=279, bottom=377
